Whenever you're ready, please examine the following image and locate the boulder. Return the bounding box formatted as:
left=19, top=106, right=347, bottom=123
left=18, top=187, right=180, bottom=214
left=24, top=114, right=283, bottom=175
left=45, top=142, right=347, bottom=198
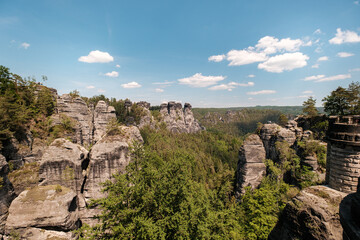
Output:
left=18, top=227, right=75, bottom=240
left=93, top=100, right=116, bottom=142
left=39, top=138, right=89, bottom=194
left=0, top=154, right=16, bottom=234
left=269, top=185, right=346, bottom=240
left=184, top=103, right=202, bottom=133
left=285, top=120, right=303, bottom=138
left=235, top=134, right=266, bottom=196
left=5, top=185, right=79, bottom=233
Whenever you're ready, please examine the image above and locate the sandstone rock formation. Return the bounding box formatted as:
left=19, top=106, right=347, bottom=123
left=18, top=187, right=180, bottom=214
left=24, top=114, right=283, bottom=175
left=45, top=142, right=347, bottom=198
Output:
left=93, top=100, right=116, bottom=142
left=39, top=138, right=89, bottom=194
left=5, top=185, right=78, bottom=238
left=56, top=94, right=93, bottom=145
left=235, top=134, right=266, bottom=196
left=0, top=154, right=15, bottom=234
left=136, top=101, right=154, bottom=129
left=269, top=185, right=346, bottom=240
left=160, top=102, right=201, bottom=133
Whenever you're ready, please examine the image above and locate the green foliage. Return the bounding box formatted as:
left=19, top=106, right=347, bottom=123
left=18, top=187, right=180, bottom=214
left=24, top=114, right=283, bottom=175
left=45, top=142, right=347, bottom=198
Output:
left=78, top=141, right=244, bottom=239
left=69, top=89, right=80, bottom=99
left=322, top=82, right=360, bottom=115
left=8, top=162, right=39, bottom=194
left=297, top=140, right=327, bottom=170
left=278, top=114, right=288, bottom=127
left=0, top=176, right=3, bottom=190
left=55, top=184, right=62, bottom=193
left=302, top=97, right=318, bottom=117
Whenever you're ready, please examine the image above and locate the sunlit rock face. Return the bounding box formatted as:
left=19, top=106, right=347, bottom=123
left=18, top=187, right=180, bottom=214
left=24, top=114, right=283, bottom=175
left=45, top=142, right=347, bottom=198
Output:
left=235, top=134, right=266, bottom=197
left=159, top=101, right=202, bottom=133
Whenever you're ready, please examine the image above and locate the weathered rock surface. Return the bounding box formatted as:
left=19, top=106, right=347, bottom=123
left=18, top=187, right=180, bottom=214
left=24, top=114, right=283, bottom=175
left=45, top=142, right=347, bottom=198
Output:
left=269, top=185, right=346, bottom=240
left=19, top=227, right=75, bottom=240
left=340, top=184, right=360, bottom=240
left=260, top=123, right=296, bottom=160
left=0, top=155, right=16, bottom=234
left=56, top=94, right=93, bottom=145
left=136, top=101, right=154, bottom=129
left=160, top=102, right=201, bottom=133
left=93, top=100, right=116, bottom=142
left=39, top=138, right=89, bottom=194
left=235, top=134, right=266, bottom=196
left=80, top=126, right=143, bottom=225
left=5, top=185, right=79, bottom=234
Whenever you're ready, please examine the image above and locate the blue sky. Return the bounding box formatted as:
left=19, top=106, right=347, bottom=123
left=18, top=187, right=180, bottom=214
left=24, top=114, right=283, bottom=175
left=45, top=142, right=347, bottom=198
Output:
left=1, top=0, right=360, bottom=107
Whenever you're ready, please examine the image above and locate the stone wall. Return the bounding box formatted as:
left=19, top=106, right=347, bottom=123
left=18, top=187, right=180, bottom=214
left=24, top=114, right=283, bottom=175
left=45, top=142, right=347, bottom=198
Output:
left=326, top=116, right=360, bottom=193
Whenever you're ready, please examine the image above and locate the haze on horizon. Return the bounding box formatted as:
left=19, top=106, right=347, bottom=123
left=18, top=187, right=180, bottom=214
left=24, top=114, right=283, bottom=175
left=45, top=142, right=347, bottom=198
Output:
left=0, top=0, right=359, bottom=107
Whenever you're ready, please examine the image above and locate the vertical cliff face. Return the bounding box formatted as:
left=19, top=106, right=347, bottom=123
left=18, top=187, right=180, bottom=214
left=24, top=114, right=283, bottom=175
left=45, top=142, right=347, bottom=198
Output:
left=235, top=134, right=266, bottom=196
left=159, top=102, right=202, bottom=133
left=93, top=100, right=116, bottom=142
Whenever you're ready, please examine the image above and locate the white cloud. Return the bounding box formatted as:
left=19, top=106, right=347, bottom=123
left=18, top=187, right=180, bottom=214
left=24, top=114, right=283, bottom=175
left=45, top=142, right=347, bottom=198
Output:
left=121, top=81, right=142, bottom=89
left=208, top=54, right=226, bottom=62
left=178, top=73, right=226, bottom=87
left=329, top=28, right=360, bottom=44
left=86, top=85, right=95, bottom=89
left=155, top=88, right=164, bottom=93
left=227, top=49, right=267, bottom=66
left=208, top=81, right=254, bottom=91
left=314, top=29, right=322, bottom=34
left=315, top=47, right=322, bottom=53
left=257, top=52, right=309, bottom=73
left=255, top=36, right=309, bottom=54
left=21, top=42, right=30, bottom=49
left=355, top=1, right=359, bottom=5
left=97, top=89, right=106, bottom=93
left=78, top=50, right=114, bottom=63
left=337, top=52, right=354, bottom=58
left=247, top=90, right=276, bottom=95
left=316, top=74, right=351, bottom=82
left=247, top=74, right=255, bottom=78
left=317, top=56, right=328, bottom=61
left=303, top=90, right=313, bottom=94
left=304, top=75, right=325, bottom=81
left=311, top=64, right=319, bottom=68
left=115, top=64, right=121, bottom=68
left=349, top=68, right=360, bottom=72
left=104, top=71, right=119, bottom=77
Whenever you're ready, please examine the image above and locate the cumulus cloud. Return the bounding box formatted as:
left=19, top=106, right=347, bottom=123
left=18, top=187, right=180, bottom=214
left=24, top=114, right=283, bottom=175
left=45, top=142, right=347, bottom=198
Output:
left=152, top=81, right=174, bottom=87
left=303, top=90, right=313, bottom=94
left=121, top=81, right=142, bottom=89
left=355, top=1, right=359, bottom=5
left=104, top=71, right=119, bottom=77
left=155, top=88, right=164, bottom=93
left=208, top=54, right=226, bottom=62
left=255, top=36, right=308, bottom=54
left=337, top=52, right=354, bottom=58
left=258, top=52, right=309, bottom=73
left=21, top=42, right=30, bottom=49
left=329, top=28, right=360, bottom=44
left=115, top=64, right=121, bottom=68
left=208, top=82, right=254, bottom=91
left=304, top=75, right=325, bottom=81
left=86, top=85, right=95, bottom=89
left=316, top=74, right=351, bottom=82
left=78, top=50, right=114, bottom=63
left=311, top=64, right=319, bottom=68
left=247, top=74, right=255, bottom=78
left=247, top=90, right=276, bottom=95
left=317, top=56, right=328, bottom=61
left=227, top=49, right=267, bottom=66
left=178, top=73, right=226, bottom=87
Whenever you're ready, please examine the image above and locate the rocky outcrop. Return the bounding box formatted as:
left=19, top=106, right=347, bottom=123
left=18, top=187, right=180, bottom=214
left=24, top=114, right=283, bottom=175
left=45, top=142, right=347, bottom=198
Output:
left=5, top=185, right=78, bottom=238
left=93, top=100, right=116, bottom=142
left=18, top=227, right=74, bottom=240
left=39, top=138, right=89, bottom=194
left=340, top=181, right=360, bottom=240
left=269, top=185, right=346, bottom=240
left=259, top=123, right=296, bottom=160
left=56, top=94, right=93, bottom=145
left=160, top=102, right=201, bottom=133
left=235, top=134, right=266, bottom=196
left=136, top=101, right=154, bottom=129
left=0, top=154, right=16, bottom=234
left=80, top=126, right=143, bottom=225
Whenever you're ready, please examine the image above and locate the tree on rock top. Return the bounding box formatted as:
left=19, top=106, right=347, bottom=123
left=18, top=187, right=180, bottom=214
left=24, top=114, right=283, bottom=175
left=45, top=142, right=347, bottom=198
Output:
left=302, top=97, right=318, bottom=117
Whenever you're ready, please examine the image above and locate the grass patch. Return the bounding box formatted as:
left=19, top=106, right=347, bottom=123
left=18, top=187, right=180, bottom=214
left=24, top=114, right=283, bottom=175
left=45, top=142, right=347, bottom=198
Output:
left=20, top=185, right=71, bottom=202
left=8, top=162, right=39, bottom=194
